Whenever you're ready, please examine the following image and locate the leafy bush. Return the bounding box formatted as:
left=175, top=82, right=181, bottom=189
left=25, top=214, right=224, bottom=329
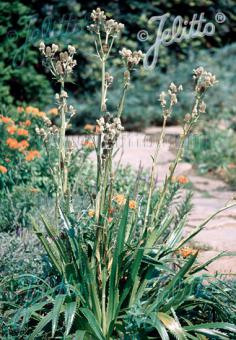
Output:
left=2, top=9, right=236, bottom=339
left=0, top=105, right=58, bottom=191
left=0, top=231, right=43, bottom=276
left=0, top=185, right=45, bottom=232
left=0, top=1, right=52, bottom=107
left=184, top=124, right=236, bottom=187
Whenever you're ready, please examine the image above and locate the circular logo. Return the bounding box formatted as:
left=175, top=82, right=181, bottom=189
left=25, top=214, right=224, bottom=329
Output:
left=137, top=30, right=149, bottom=42
left=215, top=12, right=226, bottom=23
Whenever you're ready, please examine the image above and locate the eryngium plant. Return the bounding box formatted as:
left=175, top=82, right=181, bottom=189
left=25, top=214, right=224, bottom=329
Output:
left=8, top=8, right=236, bottom=339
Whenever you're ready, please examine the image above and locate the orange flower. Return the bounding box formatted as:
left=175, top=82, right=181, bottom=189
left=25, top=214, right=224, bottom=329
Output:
left=24, top=120, right=31, bottom=127
left=176, top=175, right=189, bottom=185
left=1, top=116, right=14, bottom=124
left=37, top=111, right=46, bottom=117
left=108, top=207, right=115, bottom=214
left=108, top=217, right=113, bottom=223
left=82, top=140, right=95, bottom=149
left=95, top=125, right=101, bottom=134
left=177, top=247, right=197, bottom=258
left=48, top=108, right=58, bottom=115
left=25, top=150, right=40, bottom=161
left=84, top=124, right=95, bottom=132
left=227, top=163, right=236, bottom=169
left=17, top=106, right=24, bottom=113
left=17, top=128, right=29, bottom=136
left=25, top=106, right=34, bottom=114
left=129, top=200, right=137, bottom=209
left=18, top=140, right=29, bottom=151
left=6, top=125, right=17, bottom=135
left=25, top=106, right=45, bottom=117
left=6, top=138, right=19, bottom=149
left=113, top=194, right=126, bottom=206
left=88, top=209, right=95, bottom=218
left=29, top=187, right=41, bottom=193
left=0, top=165, right=7, bottom=174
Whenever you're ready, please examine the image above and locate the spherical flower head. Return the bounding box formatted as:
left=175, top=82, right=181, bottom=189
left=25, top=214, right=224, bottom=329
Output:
left=176, top=175, right=189, bottom=185
left=177, top=247, right=197, bottom=258
left=68, top=45, right=76, bottom=55
left=88, top=209, right=95, bottom=218
left=24, top=120, right=31, bottom=127
left=193, top=66, right=204, bottom=79
left=48, top=108, right=58, bottom=116
left=159, top=91, right=167, bottom=107
left=25, top=150, right=41, bottom=161
left=129, top=200, right=137, bottom=209
left=199, top=101, right=206, bottom=113
left=39, top=41, right=45, bottom=54
left=169, top=82, right=178, bottom=93
left=17, top=106, right=24, bottom=113
left=51, top=44, right=59, bottom=53
left=82, top=140, right=95, bottom=150
left=6, top=125, right=17, bottom=135
left=113, top=194, right=126, bottom=206
left=60, top=90, right=68, bottom=98
left=0, top=165, right=7, bottom=174
left=91, top=8, right=106, bottom=22
left=6, top=138, right=19, bottom=149
left=105, top=19, right=124, bottom=35
left=1, top=116, right=14, bottom=124
left=120, top=48, right=144, bottom=69
left=17, top=128, right=29, bottom=136
left=18, top=140, right=29, bottom=151
left=193, top=67, right=217, bottom=93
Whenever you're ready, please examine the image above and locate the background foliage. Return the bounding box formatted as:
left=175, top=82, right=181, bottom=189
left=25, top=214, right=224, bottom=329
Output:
left=1, top=0, right=236, bottom=129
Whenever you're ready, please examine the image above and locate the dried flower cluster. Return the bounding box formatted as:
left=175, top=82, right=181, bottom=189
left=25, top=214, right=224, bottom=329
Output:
left=193, top=66, right=218, bottom=93
left=88, top=8, right=124, bottom=37
left=119, top=48, right=144, bottom=69
left=183, top=67, right=217, bottom=123
left=97, top=113, right=124, bottom=160
left=39, top=42, right=77, bottom=78
left=55, top=91, right=76, bottom=120
left=159, top=82, right=183, bottom=117
left=105, top=72, right=113, bottom=88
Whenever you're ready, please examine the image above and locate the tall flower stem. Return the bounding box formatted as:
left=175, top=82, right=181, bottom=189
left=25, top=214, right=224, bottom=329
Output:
left=144, top=114, right=168, bottom=230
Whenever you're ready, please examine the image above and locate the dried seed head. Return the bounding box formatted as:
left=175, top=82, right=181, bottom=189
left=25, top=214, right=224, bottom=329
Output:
left=169, top=82, right=178, bottom=93
left=159, top=91, right=167, bottom=107
left=39, top=41, right=45, bottom=53
left=193, top=67, right=217, bottom=93
left=184, top=113, right=192, bottom=122
left=199, top=101, right=206, bottom=113
left=193, top=66, right=204, bottom=79
left=119, top=48, right=144, bottom=68
left=45, top=46, right=52, bottom=57
left=91, top=8, right=106, bottom=22
left=52, top=44, right=59, bottom=53
left=60, top=90, right=68, bottom=98
left=68, top=45, right=76, bottom=55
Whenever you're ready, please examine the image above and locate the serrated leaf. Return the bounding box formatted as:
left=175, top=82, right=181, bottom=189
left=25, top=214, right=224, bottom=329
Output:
left=52, top=294, right=65, bottom=337
left=64, top=301, right=77, bottom=336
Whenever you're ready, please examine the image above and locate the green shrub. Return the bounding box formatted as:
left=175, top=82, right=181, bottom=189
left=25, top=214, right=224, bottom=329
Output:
left=184, top=124, right=236, bottom=187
